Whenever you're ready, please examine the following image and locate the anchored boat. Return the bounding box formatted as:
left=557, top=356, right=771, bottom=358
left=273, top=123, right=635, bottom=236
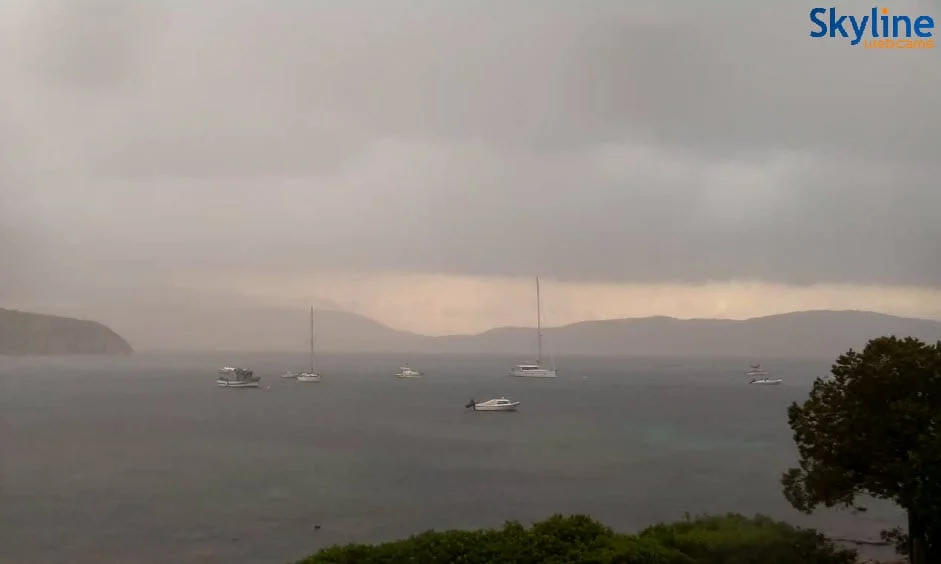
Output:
left=465, top=397, right=520, bottom=412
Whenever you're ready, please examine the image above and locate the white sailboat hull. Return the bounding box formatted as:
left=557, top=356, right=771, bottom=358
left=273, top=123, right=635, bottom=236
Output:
left=396, top=373, right=422, bottom=379
left=749, top=378, right=783, bottom=385
left=297, top=373, right=322, bottom=382
left=510, top=367, right=557, bottom=378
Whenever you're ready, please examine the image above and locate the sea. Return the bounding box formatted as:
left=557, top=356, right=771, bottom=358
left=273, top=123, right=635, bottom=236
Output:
left=0, top=353, right=902, bottom=564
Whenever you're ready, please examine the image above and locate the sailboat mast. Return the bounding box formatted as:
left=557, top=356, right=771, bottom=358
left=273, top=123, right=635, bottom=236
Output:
left=536, top=277, right=542, bottom=365
left=309, top=306, right=315, bottom=372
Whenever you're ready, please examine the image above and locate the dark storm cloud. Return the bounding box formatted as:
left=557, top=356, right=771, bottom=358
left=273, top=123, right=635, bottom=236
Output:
left=1, top=0, right=939, bottom=292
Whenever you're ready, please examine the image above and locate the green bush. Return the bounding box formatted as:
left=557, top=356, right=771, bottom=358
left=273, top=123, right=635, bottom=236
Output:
left=294, top=513, right=858, bottom=564
left=638, top=513, right=857, bottom=564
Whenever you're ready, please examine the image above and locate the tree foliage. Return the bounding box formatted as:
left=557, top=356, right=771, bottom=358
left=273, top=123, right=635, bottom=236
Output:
left=781, top=336, right=941, bottom=564
left=295, top=513, right=856, bottom=564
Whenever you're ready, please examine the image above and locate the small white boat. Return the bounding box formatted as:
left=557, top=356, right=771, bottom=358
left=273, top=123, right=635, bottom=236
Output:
left=217, top=367, right=261, bottom=388
left=218, top=379, right=261, bottom=388
left=509, top=277, right=558, bottom=378
left=395, top=366, right=423, bottom=378
left=465, top=397, right=520, bottom=412
left=750, top=377, right=783, bottom=385
left=510, top=364, right=558, bottom=378
left=297, top=372, right=322, bottom=383
left=744, top=364, right=782, bottom=385
left=280, top=370, right=299, bottom=379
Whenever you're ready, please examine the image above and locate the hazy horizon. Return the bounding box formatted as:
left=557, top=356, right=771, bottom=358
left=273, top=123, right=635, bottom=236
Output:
left=2, top=1, right=939, bottom=349
left=12, top=307, right=941, bottom=358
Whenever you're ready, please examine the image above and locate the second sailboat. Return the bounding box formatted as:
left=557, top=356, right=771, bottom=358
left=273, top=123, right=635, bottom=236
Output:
left=509, top=277, right=558, bottom=378
left=297, top=306, right=322, bottom=383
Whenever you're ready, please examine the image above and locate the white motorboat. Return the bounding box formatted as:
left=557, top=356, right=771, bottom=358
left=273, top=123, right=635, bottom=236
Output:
left=395, top=365, right=423, bottom=378
left=218, top=379, right=261, bottom=388
left=509, top=277, right=558, bottom=378
left=296, top=306, right=322, bottom=383
left=744, top=363, right=782, bottom=385
left=750, top=377, right=783, bottom=385
left=217, top=367, right=261, bottom=388
left=280, top=370, right=299, bottom=379
left=465, top=397, right=520, bottom=412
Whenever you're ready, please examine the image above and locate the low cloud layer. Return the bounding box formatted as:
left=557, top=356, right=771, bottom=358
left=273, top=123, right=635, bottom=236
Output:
left=1, top=0, right=938, bottom=319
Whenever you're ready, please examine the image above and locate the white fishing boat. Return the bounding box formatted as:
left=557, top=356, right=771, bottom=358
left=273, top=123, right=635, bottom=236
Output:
left=744, top=363, right=782, bottom=385
left=510, top=277, right=558, bottom=378
left=217, top=367, right=261, bottom=388
left=465, top=397, right=520, bottom=412
left=296, top=306, right=322, bottom=383
left=395, top=365, right=423, bottom=378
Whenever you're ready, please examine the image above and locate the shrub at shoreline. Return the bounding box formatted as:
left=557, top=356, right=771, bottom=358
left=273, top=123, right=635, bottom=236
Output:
left=295, top=513, right=859, bottom=564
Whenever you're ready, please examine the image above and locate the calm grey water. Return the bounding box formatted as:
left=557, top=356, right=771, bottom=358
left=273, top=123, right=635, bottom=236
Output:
left=0, top=353, right=902, bottom=563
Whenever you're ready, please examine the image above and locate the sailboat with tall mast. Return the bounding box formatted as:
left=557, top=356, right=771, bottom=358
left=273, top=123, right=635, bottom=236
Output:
left=297, top=306, right=322, bottom=383
left=509, top=277, right=557, bottom=378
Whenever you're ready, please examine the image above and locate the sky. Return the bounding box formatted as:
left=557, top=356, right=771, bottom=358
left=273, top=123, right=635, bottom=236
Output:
left=1, top=0, right=940, bottom=344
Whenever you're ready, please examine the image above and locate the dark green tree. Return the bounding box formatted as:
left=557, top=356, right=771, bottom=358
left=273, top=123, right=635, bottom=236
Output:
left=781, top=336, right=941, bottom=564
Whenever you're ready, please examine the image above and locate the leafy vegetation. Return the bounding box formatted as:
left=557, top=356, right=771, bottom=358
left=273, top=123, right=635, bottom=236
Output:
left=295, top=513, right=856, bottom=564
left=782, top=336, right=941, bottom=564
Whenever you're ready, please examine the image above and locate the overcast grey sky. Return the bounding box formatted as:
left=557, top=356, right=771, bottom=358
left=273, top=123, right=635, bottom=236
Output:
left=1, top=0, right=939, bottom=341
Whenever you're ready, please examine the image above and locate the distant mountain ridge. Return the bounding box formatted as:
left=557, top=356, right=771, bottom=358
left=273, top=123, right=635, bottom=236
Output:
left=91, top=304, right=941, bottom=359
left=425, top=310, right=941, bottom=358
left=0, top=308, right=134, bottom=356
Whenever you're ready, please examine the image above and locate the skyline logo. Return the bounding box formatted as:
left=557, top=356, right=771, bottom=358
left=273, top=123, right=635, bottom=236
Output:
left=809, top=7, right=935, bottom=49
